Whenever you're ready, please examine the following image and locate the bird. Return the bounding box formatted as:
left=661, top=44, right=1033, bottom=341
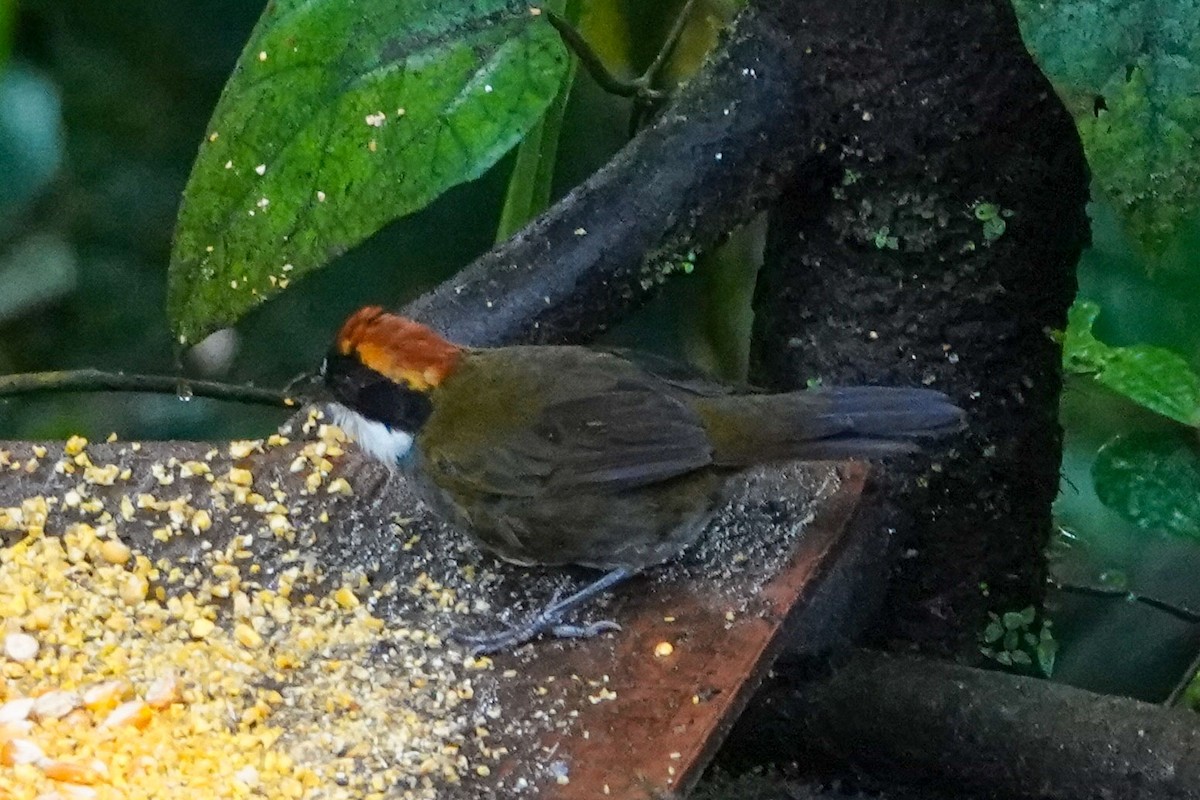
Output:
left=321, top=306, right=964, bottom=653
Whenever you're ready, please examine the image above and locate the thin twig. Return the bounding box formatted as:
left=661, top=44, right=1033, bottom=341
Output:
left=1165, top=647, right=1200, bottom=708
left=0, top=369, right=300, bottom=409
left=640, top=0, right=698, bottom=88
left=1052, top=580, right=1200, bottom=623
left=543, top=10, right=652, bottom=99
left=1053, top=579, right=1200, bottom=704
left=542, top=2, right=699, bottom=137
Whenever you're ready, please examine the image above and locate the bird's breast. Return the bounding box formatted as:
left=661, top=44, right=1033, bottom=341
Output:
left=329, top=404, right=416, bottom=467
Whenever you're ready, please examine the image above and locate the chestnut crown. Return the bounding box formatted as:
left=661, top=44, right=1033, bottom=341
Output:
left=333, top=306, right=462, bottom=390
left=323, top=307, right=462, bottom=434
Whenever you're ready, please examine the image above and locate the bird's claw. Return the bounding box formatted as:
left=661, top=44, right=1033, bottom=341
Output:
left=550, top=619, right=621, bottom=639
left=451, top=626, right=529, bottom=656
left=452, top=616, right=621, bottom=656
left=452, top=567, right=633, bottom=655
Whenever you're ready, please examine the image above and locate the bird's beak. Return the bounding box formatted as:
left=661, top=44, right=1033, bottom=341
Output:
left=282, top=369, right=330, bottom=404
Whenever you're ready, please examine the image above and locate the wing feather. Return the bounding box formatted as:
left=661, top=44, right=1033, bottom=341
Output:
left=422, top=349, right=714, bottom=497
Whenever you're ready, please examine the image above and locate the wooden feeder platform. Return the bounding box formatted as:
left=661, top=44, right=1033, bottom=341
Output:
left=0, top=427, right=867, bottom=800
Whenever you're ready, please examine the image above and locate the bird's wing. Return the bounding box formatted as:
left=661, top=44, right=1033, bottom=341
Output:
left=525, top=381, right=715, bottom=492
left=422, top=350, right=715, bottom=497
left=597, top=348, right=742, bottom=397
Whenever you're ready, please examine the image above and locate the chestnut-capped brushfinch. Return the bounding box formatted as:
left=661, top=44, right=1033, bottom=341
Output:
left=322, top=306, right=963, bottom=652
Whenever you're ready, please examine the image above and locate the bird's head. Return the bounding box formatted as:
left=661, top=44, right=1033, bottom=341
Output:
left=321, top=306, right=463, bottom=464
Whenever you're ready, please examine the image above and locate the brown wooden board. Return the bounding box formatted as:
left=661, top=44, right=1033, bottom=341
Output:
left=0, top=423, right=865, bottom=800
left=519, top=461, right=867, bottom=799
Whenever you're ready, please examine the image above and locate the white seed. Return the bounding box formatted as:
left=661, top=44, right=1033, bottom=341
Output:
left=0, top=697, right=35, bottom=723
left=4, top=737, right=45, bottom=764
left=145, top=672, right=180, bottom=708
left=32, top=690, right=81, bottom=720
left=4, top=631, right=39, bottom=661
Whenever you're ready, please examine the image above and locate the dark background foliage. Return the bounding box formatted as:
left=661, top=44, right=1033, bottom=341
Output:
left=2, top=0, right=1200, bottom=704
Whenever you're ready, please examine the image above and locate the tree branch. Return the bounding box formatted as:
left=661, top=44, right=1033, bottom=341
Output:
left=402, top=1, right=813, bottom=345
left=542, top=10, right=661, bottom=100
left=1054, top=581, right=1200, bottom=625
left=0, top=369, right=297, bottom=408
left=725, top=649, right=1200, bottom=800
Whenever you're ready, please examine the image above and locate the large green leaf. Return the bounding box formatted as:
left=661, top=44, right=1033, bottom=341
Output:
left=1062, top=300, right=1200, bottom=427
left=1093, top=432, right=1200, bottom=540
left=1014, top=0, right=1200, bottom=256
left=169, top=0, right=568, bottom=345
left=494, top=0, right=579, bottom=244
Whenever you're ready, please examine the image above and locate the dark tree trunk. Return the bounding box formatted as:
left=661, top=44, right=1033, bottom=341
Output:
left=400, top=0, right=1091, bottom=661
left=750, top=0, right=1090, bottom=657
left=721, top=650, right=1200, bottom=800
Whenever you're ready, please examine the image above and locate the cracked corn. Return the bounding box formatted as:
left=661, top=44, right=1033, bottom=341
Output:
left=0, top=421, right=498, bottom=800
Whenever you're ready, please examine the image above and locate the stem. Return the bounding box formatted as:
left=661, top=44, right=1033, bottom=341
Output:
left=1056, top=580, right=1200, bottom=707
left=1053, top=580, right=1200, bottom=624
left=0, top=369, right=299, bottom=409
left=542, top=10, right=664, bottom=101
left=496, top=0, right=581, bottom=243
left=542, top=1, right=697, bottom=137
left=1164, top=648, right=1200, bottom=708
left=639, top=0, right=697, bottom=88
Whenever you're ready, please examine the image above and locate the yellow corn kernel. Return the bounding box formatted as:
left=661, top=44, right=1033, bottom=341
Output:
left=333, top=587, right=359, bottom=609
left=235, top=623, right=262, bottom=649
left=100, top=538, right=132, bottom=565
left=101, top=700, right=152, bottom=729
left=41, top=759, right=103, bottom=785
left=190, top=618, right=215, bottom=639
left=227, top=467, right=254, bottom=486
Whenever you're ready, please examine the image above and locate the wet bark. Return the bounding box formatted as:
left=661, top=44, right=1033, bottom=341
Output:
left=403, top=1, right=821, bottom=346
left=720, top=650, right=1200, bottom=800
left=401, top=1, right=1090, bottom=657
left=749, top=1, right=1090, bottom=656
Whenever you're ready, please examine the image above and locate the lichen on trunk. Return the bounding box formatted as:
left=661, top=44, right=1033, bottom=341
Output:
left=750, top=0, right=1090, bottom=658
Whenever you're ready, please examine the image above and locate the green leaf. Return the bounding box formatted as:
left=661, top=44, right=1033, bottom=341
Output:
left=169, top=0, right=569, bottom=345
left=1093, top=431, right=1200, bottom=539
left=983, top=621, right=1004, bottom=644
left=1002, top=612, right=1027, bottom=631
left=1036, top=637, right=1058, bottom=677
left=1061, top=300, right=1200, bottom=427
left=1013, top=0, right=1200, bottom=256
left=494, top=0, right=580, bottom=243
left=1060, top=301, right=1110, bottom=373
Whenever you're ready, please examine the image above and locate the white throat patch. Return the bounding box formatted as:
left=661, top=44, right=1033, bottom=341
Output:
left=329, top=404, right=415, bottom=467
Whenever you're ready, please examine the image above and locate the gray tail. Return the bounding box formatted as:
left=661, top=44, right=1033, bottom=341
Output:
left=795, top=386, right=965, bottom=457
left=704, top=386, right=964, bottom=464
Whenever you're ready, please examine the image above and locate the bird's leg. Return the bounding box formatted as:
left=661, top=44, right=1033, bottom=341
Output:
left=454, top=568, right=634, bottom=655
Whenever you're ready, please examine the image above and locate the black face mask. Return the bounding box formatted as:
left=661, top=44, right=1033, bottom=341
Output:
left=322, top=351, right=433, bottom=434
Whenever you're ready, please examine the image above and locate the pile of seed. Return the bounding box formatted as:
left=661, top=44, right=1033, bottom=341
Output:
left=0, top=416, right=503, bottom=800
left=0, top=409, right=836, bottom=800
